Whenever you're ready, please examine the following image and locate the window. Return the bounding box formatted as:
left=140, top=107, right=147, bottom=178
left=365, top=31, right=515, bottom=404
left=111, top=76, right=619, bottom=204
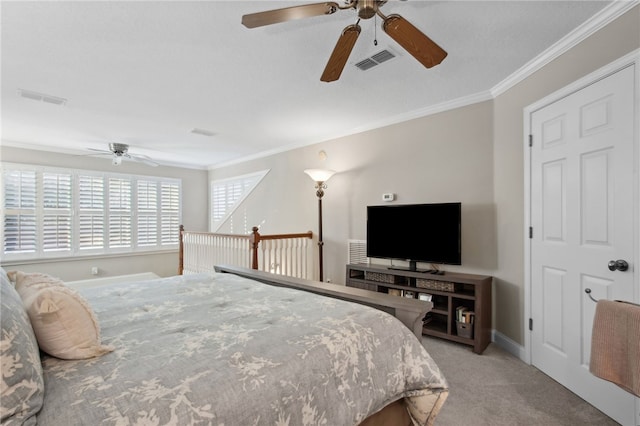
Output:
left=3, top=169, right=37, bottom=254
left=78, top=175, right=105, bottom=250
left=137, top=180, right=158, bottom=247
left=1, top=163, right=182, bottom=261
left=210, top=170, right=269, bottom=232
left=42, top=172, right=72, bottom=252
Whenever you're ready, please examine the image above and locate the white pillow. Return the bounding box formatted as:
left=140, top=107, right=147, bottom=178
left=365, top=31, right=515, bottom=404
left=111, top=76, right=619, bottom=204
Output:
left=20, top=281, right=114, bottom=360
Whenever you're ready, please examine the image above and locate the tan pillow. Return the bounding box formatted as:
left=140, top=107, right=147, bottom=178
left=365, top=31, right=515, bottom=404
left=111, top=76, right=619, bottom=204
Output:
left=20, top=284, right=114, bottom=360
left=8, top=270, right=65, bottom=298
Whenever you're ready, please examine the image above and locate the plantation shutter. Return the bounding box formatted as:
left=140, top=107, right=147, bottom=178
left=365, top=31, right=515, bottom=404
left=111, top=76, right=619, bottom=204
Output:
left=137, top=180, right=158, bottom=247
left=2, top=169, right=37, bottom=254
left=78, top=175, right=105, bottom=250
left=42, top=172, right=72, bottom=252
left=210, top=170, right=269, bottom=231
left=108, top=178, right=131, bottom=248
left=2, top=163, right=181, bottom=260
left=160, top=182, right=180, bottom=245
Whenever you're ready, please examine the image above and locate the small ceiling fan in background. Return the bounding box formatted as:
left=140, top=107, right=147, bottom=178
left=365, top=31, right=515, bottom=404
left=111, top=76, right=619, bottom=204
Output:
left=86, top=143, right=159, bottom=167
left=242, top=0, right=448, bottom=82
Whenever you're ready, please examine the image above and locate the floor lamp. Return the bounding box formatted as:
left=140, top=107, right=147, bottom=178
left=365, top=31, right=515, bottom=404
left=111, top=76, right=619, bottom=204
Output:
left=304, top=169, right=336, bottom=282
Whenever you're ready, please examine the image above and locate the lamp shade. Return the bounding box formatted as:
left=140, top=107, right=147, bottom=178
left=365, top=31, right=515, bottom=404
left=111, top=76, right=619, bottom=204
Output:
left=304, top=169, right=336, bottom=182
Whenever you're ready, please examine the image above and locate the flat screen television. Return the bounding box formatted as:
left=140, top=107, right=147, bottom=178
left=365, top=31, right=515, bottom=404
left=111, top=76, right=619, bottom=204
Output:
left=366, top=202, right=461, bottom=271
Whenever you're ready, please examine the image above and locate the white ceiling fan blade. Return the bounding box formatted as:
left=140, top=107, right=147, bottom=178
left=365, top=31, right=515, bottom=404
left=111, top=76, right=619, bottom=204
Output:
left=81, top=144, right=159, bottom=166
left=85, top=148, right=112, bottom=155
left=79, top=148, right=112, bottom=157
left=126, top=153, right=159, bottom=167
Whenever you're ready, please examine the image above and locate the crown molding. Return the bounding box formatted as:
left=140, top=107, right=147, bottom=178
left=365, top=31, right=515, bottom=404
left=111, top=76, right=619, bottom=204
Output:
left=491, top=0, right=639, bottom=97
left=209, top=90, right=494, bottom=170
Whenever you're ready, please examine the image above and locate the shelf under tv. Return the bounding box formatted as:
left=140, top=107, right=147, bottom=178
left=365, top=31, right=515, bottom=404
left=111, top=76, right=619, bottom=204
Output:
left=345, top=263, right=492, bottom=354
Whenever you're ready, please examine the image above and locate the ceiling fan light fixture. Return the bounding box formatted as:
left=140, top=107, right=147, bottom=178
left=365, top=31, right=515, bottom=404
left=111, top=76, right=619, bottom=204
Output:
left=86, top=143, right=159, bottom=167
left=242, top=0, right=445, bottom=81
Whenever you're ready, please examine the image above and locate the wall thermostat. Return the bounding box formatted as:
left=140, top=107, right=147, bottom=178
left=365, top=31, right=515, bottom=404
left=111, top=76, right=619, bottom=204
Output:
left=382, top=193, right=395, bottom=202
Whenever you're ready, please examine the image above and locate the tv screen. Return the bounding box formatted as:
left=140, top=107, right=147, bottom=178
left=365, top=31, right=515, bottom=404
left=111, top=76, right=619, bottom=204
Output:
left=366, top=203, right=461, bottom=268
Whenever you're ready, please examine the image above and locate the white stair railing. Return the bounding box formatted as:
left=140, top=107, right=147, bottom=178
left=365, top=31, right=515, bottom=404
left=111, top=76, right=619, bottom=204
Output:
left=179, top=226, right=313, bottom=280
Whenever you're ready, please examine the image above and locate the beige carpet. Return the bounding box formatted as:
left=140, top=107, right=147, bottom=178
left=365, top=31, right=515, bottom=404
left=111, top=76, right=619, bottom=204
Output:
left=422, top=336, right=619, bottom=426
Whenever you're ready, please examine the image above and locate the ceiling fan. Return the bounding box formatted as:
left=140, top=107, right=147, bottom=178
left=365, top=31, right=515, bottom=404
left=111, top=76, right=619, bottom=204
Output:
left=86, top=143, right=159, bottom=167
left=241, top=0, right=447, bottom=82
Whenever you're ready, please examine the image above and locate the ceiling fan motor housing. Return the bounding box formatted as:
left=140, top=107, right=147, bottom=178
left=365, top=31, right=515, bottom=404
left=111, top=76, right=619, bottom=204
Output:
left=357, top=0, right=380, bottom=19
left=109, top=142, right=129, bottom=155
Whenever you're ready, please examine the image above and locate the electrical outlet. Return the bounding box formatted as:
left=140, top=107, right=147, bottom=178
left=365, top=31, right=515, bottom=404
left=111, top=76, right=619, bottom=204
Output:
left=382, top=193, right=395, bottom=202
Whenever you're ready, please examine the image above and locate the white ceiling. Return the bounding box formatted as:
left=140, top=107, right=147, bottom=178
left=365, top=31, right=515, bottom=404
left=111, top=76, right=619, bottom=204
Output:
left=0, top=1, right=624, bottom=169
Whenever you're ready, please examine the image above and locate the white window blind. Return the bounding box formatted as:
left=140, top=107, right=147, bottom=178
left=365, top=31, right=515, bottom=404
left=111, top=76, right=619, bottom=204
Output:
left=2, top=169, right=37, bottom=254
left=78, top=175, right=105, bottom=250
left=42, top=172, right=72, bottom=252
left=137, top=180, right=158, bottom=247
left=1, top=163, right=182, bottom=261
left=160, top=182, right=180, bottom=245
left=108, top=178, right=132, bottom=249
left=210, top=169, right=269, bottom=231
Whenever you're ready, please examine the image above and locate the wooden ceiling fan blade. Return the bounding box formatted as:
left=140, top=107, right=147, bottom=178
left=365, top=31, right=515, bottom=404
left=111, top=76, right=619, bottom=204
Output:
left=320, top=24, right=361, bottom=83
left=382, top=14, right=447, bottom=69
left=242, top=2, right=339, bottom=29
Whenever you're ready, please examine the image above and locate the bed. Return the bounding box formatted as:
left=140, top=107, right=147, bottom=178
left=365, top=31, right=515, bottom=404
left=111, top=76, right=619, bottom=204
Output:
left=1, top=265, right=448, bottom=425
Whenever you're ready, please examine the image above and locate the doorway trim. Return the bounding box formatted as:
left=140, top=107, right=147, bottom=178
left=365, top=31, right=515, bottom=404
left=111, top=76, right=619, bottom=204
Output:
left=523, top=48, right=640, bottom=367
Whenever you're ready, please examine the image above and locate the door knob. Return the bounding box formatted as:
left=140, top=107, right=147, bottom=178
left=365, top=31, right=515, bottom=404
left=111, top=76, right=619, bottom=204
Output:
left=607, top=259, right=629, bottom=272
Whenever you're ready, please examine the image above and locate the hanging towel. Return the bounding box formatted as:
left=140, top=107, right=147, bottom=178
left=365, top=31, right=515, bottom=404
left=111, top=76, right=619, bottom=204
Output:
left=589, top=299, right=640, bottom=397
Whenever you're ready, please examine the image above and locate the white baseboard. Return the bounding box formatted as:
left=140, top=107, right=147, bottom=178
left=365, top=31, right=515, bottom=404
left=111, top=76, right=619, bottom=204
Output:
left=491, top=329, right=528, bottom=363
left=67, top=272, right=159, bottom=289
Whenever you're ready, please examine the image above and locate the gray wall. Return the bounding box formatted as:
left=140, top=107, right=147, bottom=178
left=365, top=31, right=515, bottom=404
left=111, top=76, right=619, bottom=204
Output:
left=213, top=101, right=496, bottom=305
left=0, top=146, right=209, bottom=280
left=492, top=6, right=639, bottom=344
left=212, top=5, right=639, bottom=346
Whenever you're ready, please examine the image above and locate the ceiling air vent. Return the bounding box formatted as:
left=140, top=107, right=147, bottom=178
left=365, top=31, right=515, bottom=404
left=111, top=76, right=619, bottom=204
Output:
left=18, top=89, right=67, bottom=106
left=371, top=49, right=395, bottom=64
left=355, top=58, right=378, bottom=71
left=355, top=49, right=396, bottom=71
left=190, top=128, right=216, bottom=137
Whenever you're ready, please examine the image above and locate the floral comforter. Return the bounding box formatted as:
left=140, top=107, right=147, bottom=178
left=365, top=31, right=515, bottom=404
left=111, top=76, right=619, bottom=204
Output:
left=37, top=273, right=448, bottom=425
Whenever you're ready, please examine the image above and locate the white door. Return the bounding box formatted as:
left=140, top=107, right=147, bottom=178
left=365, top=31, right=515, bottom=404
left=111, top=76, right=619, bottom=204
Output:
left=530, top=64, right=638, bottom=425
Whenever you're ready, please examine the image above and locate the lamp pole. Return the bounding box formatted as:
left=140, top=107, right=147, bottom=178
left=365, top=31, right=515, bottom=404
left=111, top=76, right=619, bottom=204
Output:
left=315, top=181, right=326, bottom=282
left=304, top=169, right=336, bottom=282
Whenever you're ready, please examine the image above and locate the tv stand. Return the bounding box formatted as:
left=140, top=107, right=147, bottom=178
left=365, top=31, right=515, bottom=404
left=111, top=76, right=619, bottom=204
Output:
left=388, top=266, right=433, bottom=274
left=346, top=264, right=492, bottom=354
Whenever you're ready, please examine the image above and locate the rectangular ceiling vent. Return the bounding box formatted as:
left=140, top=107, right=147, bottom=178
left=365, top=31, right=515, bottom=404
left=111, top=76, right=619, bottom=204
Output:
left=355, top=49, right=396, bottom=71
left=190, top=128, right=216, bottom=137
left=371, top=49, right=395, bottom=64
left=18, top=89, right=67, bottom=106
